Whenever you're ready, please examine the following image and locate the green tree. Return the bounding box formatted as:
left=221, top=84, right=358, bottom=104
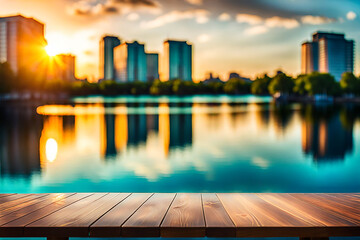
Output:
left=223, top=78, right=250, bottom=94
left=340, top=72, right=360, bottom=95
left=172, top=79, right=197, bottom=95
left=150, top=79, right=173, bottom=95
left=293, top=75, right=308, bottom=96
left=130, top=81, right=149, bottom=95
left=99, top=80, right=121, bottom=95
left=304, top=72, right=338, bottom=96
left=70, top=81, right=99, bottom=95
left=251, top=74, right=271, bottom=95
left=268, top=73, right=294, bottom=95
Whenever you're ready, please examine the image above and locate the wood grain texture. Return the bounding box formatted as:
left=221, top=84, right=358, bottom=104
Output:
left=121, top=193, right=176, bottom=237
left=0, top=193, right=360, bottom=238
left=0, top=193, right=92, bottom=237
left=161, top=193, right=205, bottom=237
left=0, top=193, right=75, bottom=226
left=0, top=194, right=46, bottom=211
left=291, top=194, right=360, bottom=225
left=218, top=193, right=315, bottom=237
left=203, top=193, right=235, bottom=237
left=257, top=193, right=356, bottom=227
left=90, top=193, right=152, bottom=237
left=25, top=193, right=129, bottom=237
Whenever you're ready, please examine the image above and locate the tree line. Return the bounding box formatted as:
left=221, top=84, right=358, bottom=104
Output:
left=1, top=61, right=360, bottom=97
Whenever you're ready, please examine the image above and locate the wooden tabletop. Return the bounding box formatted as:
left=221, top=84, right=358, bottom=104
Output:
left=0, top=193, right=360, bottom=238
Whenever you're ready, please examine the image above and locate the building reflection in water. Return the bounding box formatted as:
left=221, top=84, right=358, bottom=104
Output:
left=2, top=102, right=360, bottom=178
left=100, top=102, right=193, bottom=160
left=301, top=105, right=355, bottom=163
left=0, top=105, right=42, bottom=177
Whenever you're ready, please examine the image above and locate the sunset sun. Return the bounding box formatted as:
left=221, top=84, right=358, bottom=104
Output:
left=45, top=44, right=61, bottom=57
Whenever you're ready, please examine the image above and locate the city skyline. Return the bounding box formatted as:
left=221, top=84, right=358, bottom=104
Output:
left=0, top=0, right=359, bottom=81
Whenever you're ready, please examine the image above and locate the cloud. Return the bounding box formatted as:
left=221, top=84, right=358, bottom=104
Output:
left=301, top=15, right=336, bottom=25
left=218, top=13, right=231, bottom=21
left=112, top=0, right=159, bottom=8
left=68, top=0, right=159, bottom=17
left=347, top=11, right=357, bottom=20
left=236, top=14, right=263, bottom=25
left=141, top=9, right=209, bottom=28
left=127, top=12, right=140, bottom=21
left=265, top=16, right=299, bottom=29
left=185, top=0, right=203, bottom=6
left=244, top=25, right=269, bottom=36
left=197, top=34, right=210, bottom=43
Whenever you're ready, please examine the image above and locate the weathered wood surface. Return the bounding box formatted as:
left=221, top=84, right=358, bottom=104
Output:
left=0, top=193, right=359, bottom=238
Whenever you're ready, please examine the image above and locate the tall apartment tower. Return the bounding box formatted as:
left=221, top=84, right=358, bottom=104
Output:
left=301, top=32, right=354, bottom=81
left=99, top=36, right=121, bottom=81
left=114, top=41, right=147, bottom=82
left=146, top=53, right=159, bottom=82
left=0, top=15, right=47, bottom=74
left=162, top=40, right=193, bottom=81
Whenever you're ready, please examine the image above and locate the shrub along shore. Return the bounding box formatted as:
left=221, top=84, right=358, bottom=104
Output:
left=1, top=62, right=360, bottom=101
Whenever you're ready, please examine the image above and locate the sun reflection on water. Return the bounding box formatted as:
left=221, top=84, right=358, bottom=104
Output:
left=46, top=138, right=58, bottom=162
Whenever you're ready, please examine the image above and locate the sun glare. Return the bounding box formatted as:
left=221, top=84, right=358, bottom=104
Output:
left=46, top=138, right=58, bottom=162
left=45, top=45, right=61, bottom=57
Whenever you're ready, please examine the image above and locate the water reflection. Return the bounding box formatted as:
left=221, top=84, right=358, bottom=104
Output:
left=0, top=100, right=360, bottom=193
left=0, top=105, right=42, bottom=177
left=300, top=105, right=356, bottom=163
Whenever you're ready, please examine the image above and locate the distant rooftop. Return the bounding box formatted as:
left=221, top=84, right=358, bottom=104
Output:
left=164, top=39, right=191, bottom=44
left=0, top=14, right=44, bottom=25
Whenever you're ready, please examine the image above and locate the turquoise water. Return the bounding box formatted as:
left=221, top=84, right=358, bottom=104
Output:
left=0, top=95, right=360, bottom=194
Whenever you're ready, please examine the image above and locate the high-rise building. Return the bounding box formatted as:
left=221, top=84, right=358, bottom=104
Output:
left=114, top=41, right=147, bottom=82
left=146, top=53, right=159, bottom=82
left=162, top=40, right=192, bottom=81
left=99, top=36, right=120, bottom=81
left=51, top=54, right=76, bottom=82
left=301, top=32, right=354, bottom=81
left=0, top=15, right=47, bottom=74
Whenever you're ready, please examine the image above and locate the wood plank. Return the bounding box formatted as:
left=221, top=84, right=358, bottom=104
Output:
left=218, top=193, right=314, bottom=237
left=257, top=193, right=357, bottom=227
left=0, top=193, right=360, bottom=238
left=121, top=193, right=175, bottom=237
left=0, top=193, right=92, bottom=237
left=256, top=193, right=360, bottom=237
left=25, top=193, right=129, bottom=237
left=0, top=194, right=36, bottom=208
left=0, top=194, right=51, bottom=217
left=161, top=193, right=205, bottom=238
left=202, top=193, right=235, bottom=237
left=291, top=194, right=360, bottom=224
left=0, top=193, right=75, bottom=226
left=90, top=193, right=152, bottom=237
left=0, top=194, right=16, bottom=199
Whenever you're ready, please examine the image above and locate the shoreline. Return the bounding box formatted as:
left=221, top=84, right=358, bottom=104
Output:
left=1, top=93, right=360, bottom=105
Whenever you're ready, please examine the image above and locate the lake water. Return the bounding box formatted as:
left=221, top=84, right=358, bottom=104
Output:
left=1, top=95, right=360, bottom=194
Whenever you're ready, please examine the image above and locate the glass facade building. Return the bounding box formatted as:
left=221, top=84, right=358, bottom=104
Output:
left=0, top=15, right=46, bottom=74
left=301, top=32, right=354, bottom=81
left=146, top=53, right=159, bottom=82
left=162, top=40, right=192, bottom=82
left=114, top=41, right=147, bottom=82
left=99, top=36, right=121, bottom=81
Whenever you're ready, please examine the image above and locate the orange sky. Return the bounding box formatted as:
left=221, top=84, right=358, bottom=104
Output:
left=1, top=0, right=359, bottom=81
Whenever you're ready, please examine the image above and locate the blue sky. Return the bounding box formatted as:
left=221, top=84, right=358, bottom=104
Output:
left=0, top=0, right=359, bottom=80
